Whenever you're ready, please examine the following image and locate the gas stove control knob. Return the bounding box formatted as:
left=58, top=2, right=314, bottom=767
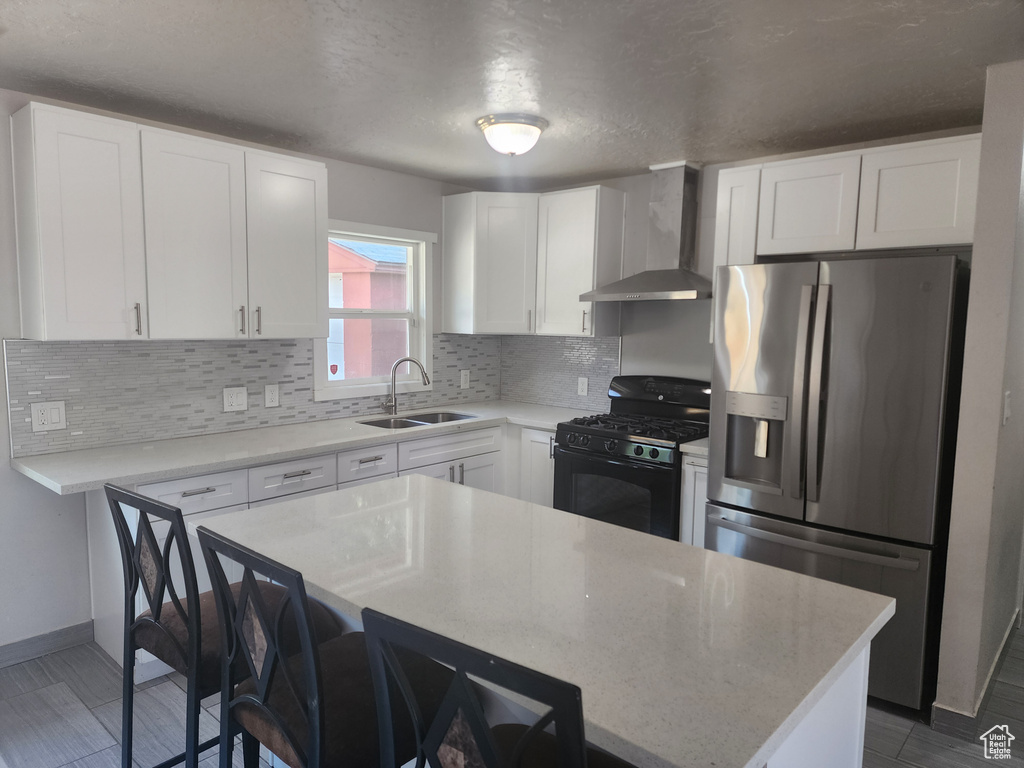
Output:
left=579, top=435, right=590, bottom=447
left=567, top=433, right=578, bottom=445
left=650, top=448, right=660, bottom=459
left=633, top=445, right=645, bottom=457
left=604, top=439, right=618, bottom=453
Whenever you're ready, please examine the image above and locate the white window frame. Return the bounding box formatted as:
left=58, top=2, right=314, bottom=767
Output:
left=313, top=220, right=435, bottom=402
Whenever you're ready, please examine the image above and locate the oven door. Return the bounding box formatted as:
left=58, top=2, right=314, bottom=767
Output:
left=553, top=445, right=680, bottom=539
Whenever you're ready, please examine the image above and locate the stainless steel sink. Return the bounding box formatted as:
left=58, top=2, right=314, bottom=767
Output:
left=359, top=417, right=430, bottom=429
left=408, top=412, right=475, bottom=423
left=359, top=412, right=475, bottom=429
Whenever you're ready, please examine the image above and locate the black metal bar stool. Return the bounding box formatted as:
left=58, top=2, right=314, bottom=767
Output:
left=197, top=526, right=453, bottom=768
left=105, top=484, right=346, bottom=768
left=362, top=607, right=638, bottom=768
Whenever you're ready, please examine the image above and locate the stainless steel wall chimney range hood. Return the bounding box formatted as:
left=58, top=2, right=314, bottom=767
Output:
left=581, top=164, right=711, bottom=301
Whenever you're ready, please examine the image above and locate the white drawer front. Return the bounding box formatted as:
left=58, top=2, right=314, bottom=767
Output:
left=137, top=469, right=249, bottom=514
left=337, top=443, right=398, bottom=483
left=249, top=484, right=337, bottom=508
left=398, top=426, right=503, bottom=470
left=248, top=454, right=338, bottom=502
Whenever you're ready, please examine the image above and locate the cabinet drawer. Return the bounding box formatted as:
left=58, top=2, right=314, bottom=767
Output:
left=137, top=469, right=249, bottom=514
left=399, top=426, right=502, bottom=470
left=248, top=454, right=337, bottom=502
left=337, top=443, right=398, bottom=483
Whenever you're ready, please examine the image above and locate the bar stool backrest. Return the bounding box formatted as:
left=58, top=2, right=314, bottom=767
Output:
left=362, top=608, right=589, bottom=768
left=197, top=526, right=325, bottom=768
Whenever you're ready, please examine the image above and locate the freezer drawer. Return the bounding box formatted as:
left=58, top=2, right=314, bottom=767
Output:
left=705, top=503, right=934, bottom=709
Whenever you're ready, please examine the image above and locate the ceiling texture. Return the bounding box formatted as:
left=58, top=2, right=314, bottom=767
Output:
left=1, top=0, right=1023, bottom=190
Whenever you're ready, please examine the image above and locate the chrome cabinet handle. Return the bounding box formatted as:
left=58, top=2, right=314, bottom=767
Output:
left=788, top=285, right=814, bottom=499
left=449, top=465, right=455, bottom=483
left=549, top=435, right=555, bottom=459
left=582, top=310, right=587, bottom=333
left=527, top=309, right=532, bottom=331
left=358, top=455, right=385, bottom=464
left=806, top=284, right=831, bottom=503
left=239, top=305, right=246, bottom=335
left=134, top=303, right=142, bottom=335
left=459, top=463, right=465, bottom=485
left=181, top=487, right=216, bottom=498
left=283, top=469, right=312, bottom=479
left=256, top=306, right=263, bottom=335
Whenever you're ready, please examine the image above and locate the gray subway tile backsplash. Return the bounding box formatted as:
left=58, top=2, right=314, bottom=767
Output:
left=5, top=334, right=620, bottom=457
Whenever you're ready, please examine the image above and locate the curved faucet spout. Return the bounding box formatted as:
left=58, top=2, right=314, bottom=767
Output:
left=382, top=356, right=430, bottom=415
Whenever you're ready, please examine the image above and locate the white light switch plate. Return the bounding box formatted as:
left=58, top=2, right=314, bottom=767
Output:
left=460, top=370, right=470, bottom=389
left=30, top=400, right=66, bottom=432
left=577, top=377, right=588, bottom=396
left=265, top=384, right=279, bottom=408
left=223, top=386, right=248, bottom=412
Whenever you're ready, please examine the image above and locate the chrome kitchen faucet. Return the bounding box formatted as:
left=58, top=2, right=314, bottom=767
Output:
left=381, top=356, right=430, bottom=415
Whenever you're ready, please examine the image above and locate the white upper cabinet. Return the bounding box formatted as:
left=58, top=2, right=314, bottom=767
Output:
left=12, top=103, right=147, bottom=340
left=443, top=192, right=539, bottom=334
left=245, top=152, right=329, bottom=339
left=757, top=153, right=862, bottom=255
left=713, top=166, right=761, bottom=268
left=536, top=186, right=623, bottom=337
left=856, top=136, right=980, bottom=250
left=141, top=128, right=248, bottom=339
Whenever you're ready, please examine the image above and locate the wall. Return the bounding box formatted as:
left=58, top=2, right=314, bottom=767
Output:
left=935, top=60, right=1024, bottom=720
left=0, top=90, right=92, bottom=648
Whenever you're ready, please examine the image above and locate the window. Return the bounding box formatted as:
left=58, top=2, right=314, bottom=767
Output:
left=313, top=220, right=434, bottom=401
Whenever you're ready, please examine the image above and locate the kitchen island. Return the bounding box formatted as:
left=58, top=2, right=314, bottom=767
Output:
left=194, top=474, right=894, bottom=768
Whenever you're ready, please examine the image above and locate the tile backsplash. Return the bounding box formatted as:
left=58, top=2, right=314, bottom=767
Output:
left=5, top=333, right=619, bottom=457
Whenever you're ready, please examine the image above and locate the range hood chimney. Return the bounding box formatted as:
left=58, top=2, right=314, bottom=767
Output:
left=580, top=164, right=711, bottom=301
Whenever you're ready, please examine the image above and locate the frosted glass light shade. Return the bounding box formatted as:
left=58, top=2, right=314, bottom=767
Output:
left=476, top=114, right=548, bottom=156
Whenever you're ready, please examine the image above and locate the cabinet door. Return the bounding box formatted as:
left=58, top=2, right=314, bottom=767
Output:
left=680, top=458, right=708, bottom=547
left=398, top=426, right=503, bottom=470
left=757, top=155, right=861, bottom=255
left=710, top=166, right=761, bottom=343
left=13, top=103, right=147, bottom=340
left=141, top=129, right=248, bottom=339
left=536, top=188, right=598, bottom=336
left=519, top=428, right=555, bottom=506
left=856, top=137, right=980, bottom=249
left=474, top=193, right=538, bottom=334
left=456, top=451, right=504, bottom=494
left=245, top=152, right=328, bottom=338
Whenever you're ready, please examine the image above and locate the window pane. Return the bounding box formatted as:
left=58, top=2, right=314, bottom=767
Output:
left=328, top=238, right=410, bottom=311
left=326, top=317, right=410, bottom=380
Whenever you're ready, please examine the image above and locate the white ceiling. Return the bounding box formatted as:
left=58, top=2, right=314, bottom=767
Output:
left=1, top=0, right=1022, bottom=190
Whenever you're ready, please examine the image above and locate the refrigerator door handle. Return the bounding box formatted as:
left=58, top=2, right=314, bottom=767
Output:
left=788, top=285, right=815, bottom=499
left=806, top=283, right=831, bottom=502
left=707, top=511, right=921, bottom=571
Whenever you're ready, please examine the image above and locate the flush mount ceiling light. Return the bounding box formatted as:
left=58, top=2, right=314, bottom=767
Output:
left=476, top=113, right=549, bottom=156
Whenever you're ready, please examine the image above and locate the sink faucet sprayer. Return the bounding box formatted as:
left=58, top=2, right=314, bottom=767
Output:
left=382, top=357, right=430, bottom=415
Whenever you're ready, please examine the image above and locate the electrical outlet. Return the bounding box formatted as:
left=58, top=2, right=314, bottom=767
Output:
left=265, top=384, right=280, bottom=408
left=223, top=386, right=248, bottom=412
left=577, top=377, right=588, bottom=397
left=30, top=401, right=66, bottom=432
left=460, top=370, right=470, bottom=389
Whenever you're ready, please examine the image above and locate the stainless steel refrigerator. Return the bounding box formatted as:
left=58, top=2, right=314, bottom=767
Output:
left=706, top=252, right=967, bottom=710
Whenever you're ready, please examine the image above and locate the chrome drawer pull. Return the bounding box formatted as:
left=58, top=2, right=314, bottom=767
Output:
left=181, top=487, right=216, bottom=498
left=358, top=455, right=385, bottom=464
left=283, top=469, right=313, bottom=479
left=459, top=463, right=465, bottom=485
left=134, top=303, right=143, bottom=335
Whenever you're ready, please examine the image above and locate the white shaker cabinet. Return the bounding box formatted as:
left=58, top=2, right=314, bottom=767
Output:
left=710, top=166, right=761, bottom=342
left=141, top=128, right=249, bottom=339
left=245, top=151, right=329, bottom=339
left=443, top=192, right=539, bottom=334
left=12, top=102, right=147, bottom=340
left=398, top=426, right=505, bottom=493
left=535, top=186, right=623, bottom=337
left=519, top=428, right=555, bottom=507
left=757, top=154, right=862, bottom=255
left=856, top=136, right=981, bottom=250
left=680, top=456, right=708, bottom=548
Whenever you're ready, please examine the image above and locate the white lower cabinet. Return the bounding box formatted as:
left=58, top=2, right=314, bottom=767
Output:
left=680, top=456, right=708, bottom=548
left=399, top=451, right=503, bottom=493
left=398, top=427, right=505, bottom=494
left=519, top=428, right=555, bottom=506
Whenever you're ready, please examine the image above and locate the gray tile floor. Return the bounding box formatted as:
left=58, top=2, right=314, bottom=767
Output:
left=3, top=637, right=1024, bottom=767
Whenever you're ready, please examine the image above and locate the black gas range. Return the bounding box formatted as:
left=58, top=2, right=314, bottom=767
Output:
left=553, top=376, right=710, bottom=540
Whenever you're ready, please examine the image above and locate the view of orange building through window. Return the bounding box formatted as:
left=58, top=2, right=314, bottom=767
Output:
left=327, top=239, right=410, bottom=381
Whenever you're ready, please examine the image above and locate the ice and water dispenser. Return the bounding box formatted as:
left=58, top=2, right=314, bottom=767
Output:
left=722, top=391, right=789, bottom=495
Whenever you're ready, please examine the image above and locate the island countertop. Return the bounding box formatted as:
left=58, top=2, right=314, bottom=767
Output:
left=193, top=474, right=894, bottom=768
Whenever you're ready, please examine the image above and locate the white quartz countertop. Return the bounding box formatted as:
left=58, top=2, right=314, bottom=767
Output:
left=11, top=401, right=589, bottom=495
left=193, top=475, right=894, bottom=768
